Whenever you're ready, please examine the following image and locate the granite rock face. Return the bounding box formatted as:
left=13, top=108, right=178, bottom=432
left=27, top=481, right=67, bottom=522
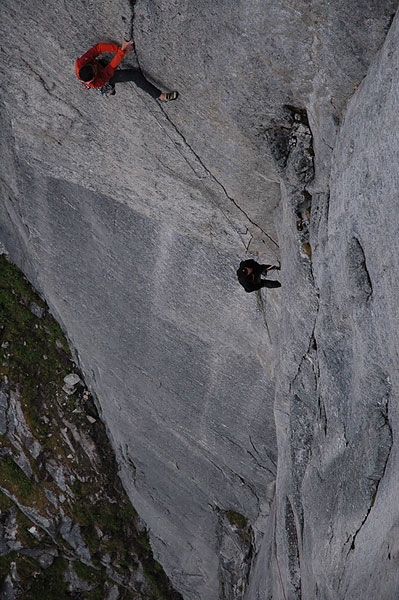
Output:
left=0, top=256, right=181, bottom=599
left=1, top=0, right=399, bottom=598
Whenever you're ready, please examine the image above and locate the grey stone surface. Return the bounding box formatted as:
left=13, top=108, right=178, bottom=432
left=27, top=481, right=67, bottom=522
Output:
left=268, top=9, right=399, bottom=600
left=300, top=14, right=399, bottom=599
left=0, top=576, right=16, bottom=600
left=1, top=166, right=278, bottom=599
left=59, top=516, right=91, bottom=562
left=1, top=0, right=399, bottom=599
left=217, top=512, right=254, bottom=600
left=64, top=373, right=82, bottom=387
left=29, top=301, right=45, bottom=319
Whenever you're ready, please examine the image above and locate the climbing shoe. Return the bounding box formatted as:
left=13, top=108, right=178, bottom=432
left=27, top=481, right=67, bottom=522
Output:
left=163, top=91, right=179, bottom=102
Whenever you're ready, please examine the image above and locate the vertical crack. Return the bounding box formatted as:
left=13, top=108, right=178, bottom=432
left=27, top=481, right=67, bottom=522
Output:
left=285, top=497, right=302, bottom=600
left=127, top=0, right=137, bottom=41
left=345, top=395, right=392, bottom=556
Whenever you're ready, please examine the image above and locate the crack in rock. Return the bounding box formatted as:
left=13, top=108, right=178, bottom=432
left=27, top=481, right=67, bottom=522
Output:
left=216, top=508, right=254, bottom=600
left=284, top=497, right=302, bottom=600
left=148, top=102, right=280, bottom=251
left=266, top=104, right=315, bottom=262
left=345, top=395, right=393, bottom=556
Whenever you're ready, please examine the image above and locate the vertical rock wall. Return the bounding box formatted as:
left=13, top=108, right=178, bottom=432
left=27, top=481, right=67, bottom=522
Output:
left=1, top=0, right=398, bottom=598
left=301, top=15, right=399, bottom=599
left=256, top=8, right=399, bottom=600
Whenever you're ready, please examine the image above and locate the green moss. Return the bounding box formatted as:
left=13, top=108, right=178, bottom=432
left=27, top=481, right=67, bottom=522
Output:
left=0, top=553, right=14, bottom=583
left=24, top=557, right=69, bottom=599
left=72, top=497, right=136, bottom=549
left=73, top=560, right=98, bottom=584
left=142, top=560, right=175, bottom=599
left=0, top=456, right=55, bottom=513
left=14, top=554, right=40, bottom=582
left=0, top=255, right=72, bottom=443
left=0, top=457, right=34, bottom=503
left=1, top=553, right=86, bottom=600
left=73, top=499, right=179, bottom=599
left=225, top=510, right=248, bottom=530
left=0, top=490, right=13, bottom=511
left=0, top=553, right=40, bottom=590
left=72, top=561, right=109, bottom=599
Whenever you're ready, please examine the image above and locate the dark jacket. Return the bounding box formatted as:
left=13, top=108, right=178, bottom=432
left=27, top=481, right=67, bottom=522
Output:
left=237, top=260, right=281, bottom=292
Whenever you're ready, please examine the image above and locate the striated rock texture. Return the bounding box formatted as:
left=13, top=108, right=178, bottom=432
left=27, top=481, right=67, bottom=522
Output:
left=1, top=0, right=399, bottom=598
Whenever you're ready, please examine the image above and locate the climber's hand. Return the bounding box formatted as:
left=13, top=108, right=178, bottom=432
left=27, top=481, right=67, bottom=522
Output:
left=121, top=39, right=134, bottom=54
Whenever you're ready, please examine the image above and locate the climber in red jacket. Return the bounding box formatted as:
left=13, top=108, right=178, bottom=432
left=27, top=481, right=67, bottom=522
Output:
left=75, top=39, right=178, bottom=101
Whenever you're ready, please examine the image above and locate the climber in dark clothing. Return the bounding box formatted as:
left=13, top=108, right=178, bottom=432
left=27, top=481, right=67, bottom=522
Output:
left=237, top=259, right=281, bottom=293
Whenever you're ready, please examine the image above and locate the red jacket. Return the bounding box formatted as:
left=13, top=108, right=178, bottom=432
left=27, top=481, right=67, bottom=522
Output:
left=75, top=43, right=127, bottom=88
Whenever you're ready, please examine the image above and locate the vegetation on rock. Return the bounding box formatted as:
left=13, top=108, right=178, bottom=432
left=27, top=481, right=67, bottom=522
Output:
left=0, top=254, right=182, bottom=599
